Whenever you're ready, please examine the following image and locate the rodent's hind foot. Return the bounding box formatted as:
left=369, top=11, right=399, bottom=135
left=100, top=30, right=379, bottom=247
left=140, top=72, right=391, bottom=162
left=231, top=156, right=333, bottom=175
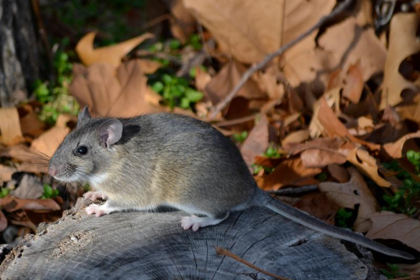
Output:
left=181, top=213, right=229, bottom=232
left=85, top=203, right=113, bottom=217
left=84, top=191, right=108, bottom=201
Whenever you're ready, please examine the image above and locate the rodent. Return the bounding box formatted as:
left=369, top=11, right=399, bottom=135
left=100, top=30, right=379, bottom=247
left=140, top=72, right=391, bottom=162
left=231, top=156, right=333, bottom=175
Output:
left=48, top=107, right=414, bottom=260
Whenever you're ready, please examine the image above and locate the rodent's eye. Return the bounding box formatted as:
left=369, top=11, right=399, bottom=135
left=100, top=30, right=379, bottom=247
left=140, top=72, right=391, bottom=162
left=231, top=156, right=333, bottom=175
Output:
left=74, top=145, right=88, bottom=156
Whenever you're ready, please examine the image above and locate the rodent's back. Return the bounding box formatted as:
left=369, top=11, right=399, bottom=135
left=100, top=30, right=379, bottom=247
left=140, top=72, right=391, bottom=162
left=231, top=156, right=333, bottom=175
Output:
left=119, top=113, right=257, bottom=213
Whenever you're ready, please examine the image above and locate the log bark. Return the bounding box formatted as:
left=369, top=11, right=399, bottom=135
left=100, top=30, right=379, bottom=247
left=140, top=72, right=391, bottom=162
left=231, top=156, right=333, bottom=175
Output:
left=0, top=0, right=40, bottom=107
left=0, top=198, right=376, bottom=279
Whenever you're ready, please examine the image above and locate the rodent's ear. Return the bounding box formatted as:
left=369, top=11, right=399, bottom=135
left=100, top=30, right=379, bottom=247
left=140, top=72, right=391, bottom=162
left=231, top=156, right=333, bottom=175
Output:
left=77, top=106, right=91, bottom=127
left=98, top=119, right=123, bottom=148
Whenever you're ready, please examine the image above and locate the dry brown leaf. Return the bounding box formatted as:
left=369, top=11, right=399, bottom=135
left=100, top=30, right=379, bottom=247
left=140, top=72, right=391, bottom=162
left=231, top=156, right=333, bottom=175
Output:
left=169, top=0, right=196, bottom=43
left=0, top=165, right=16, bottom=182
left=284, top=17, right=386, bottom=88
left=70, top=60, right=165, bottom=118
left=0, top=196, right=60, bottom=212
left=138, top=59, right=162, bottom=74
left=184, top=0, right=284, bottom=64
left=18, top=105, right=45, bottom=138
left=0, top=107, right=23, bottom=146
left=282, top=129, right=309, bottom=144
left=328, top=164, right=350, bottom=183
left=309, top=88, right=341, bottom=138
left=318, top=167, right=379, bottom=232
left=205, top=61, right=265, bottom=107
left=240, top=115, right=268, bottom=167
left=76, top=32, right=153, bottom=67
left=31, top=126, right=70, bottom=158
left=294, top=192, right=339, bottom=225
left=380, top=13, right=420, bottom=110
left=194, top=67, right=212, bottom=92
left=347, top=148, right=391, bottom=187
left=11, top=174, right=44, bottom=199
left=366, top=211, right=420, bottom=253
left=300, top=149, right=347, bottom=168
left=260, top=157, right=321, bottom=190
left=283, top=137, right=354, bottom=156
left=255, top=65, right=285, bottom=100
left=0, top=211, right=7, bottom=232
left=382, top=131, right=420, bottom=159
left=342, top=60, right=363, bottom=104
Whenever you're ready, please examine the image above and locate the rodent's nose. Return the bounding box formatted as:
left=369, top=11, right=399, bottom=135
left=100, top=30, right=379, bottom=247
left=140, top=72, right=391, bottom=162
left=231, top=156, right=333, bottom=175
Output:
left=48, top=166, right=58, bottom=177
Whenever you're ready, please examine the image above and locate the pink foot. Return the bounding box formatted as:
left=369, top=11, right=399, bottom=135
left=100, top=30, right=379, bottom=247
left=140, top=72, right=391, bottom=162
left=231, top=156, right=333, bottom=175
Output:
left=84, top=191, right=108, bottom=201
left=181, top=215, right=227, bottom=232
left=85, top=204, right=112, bottom=217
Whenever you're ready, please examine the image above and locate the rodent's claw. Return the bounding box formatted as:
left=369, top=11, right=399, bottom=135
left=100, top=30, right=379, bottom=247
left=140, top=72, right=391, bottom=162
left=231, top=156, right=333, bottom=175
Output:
left=181, top=215, right=199, bottom=231
left=84, top=191, right=108, bottom=201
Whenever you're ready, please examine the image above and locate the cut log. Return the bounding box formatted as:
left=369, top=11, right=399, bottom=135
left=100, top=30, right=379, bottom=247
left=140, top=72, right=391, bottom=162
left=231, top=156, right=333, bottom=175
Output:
left=0, top=198, right=375, bottom=279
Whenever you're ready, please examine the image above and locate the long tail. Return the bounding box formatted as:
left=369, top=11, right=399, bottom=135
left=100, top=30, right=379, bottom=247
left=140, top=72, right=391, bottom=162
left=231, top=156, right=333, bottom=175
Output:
left=253, top=190, right=414, bottom=260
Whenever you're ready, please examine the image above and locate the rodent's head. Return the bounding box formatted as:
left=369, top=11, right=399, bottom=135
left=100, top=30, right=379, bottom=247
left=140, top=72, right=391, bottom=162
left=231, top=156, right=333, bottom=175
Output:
left=48, top=107, right=123, bottom=183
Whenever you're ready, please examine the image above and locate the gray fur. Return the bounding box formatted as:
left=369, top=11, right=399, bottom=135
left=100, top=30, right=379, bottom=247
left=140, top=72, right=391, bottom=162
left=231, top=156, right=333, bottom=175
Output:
left=49, top=108, right=414, bottom=260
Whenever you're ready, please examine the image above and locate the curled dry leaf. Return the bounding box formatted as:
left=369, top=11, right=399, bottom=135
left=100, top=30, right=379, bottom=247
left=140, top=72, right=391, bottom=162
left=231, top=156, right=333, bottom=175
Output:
left=259, top=157, right=321, bottom=190
left=70, top=60, right=165, bottom=118
left=0, top=107, right=23, bottom=146
left=380, top=13, right=420, bottom=110
left=310, top=88, right=341, bottom=138
left=318, top=167, right=379, bottom=232
left=347, top=148, right=391, bottom=187
left=366, top=211, right=420, bottom=253
left=342, top=60, right=364, bottom=104
left=169, top=0, right=196, bottom=43
left=76, top=32, right=154, bottom=67
left=194, top=67, right=212, bottom=92
left=382, top=131, right=420, bottom=159
left=0, top=196, right=60, bottom=212
left=240, top=115, right=268, bottom=167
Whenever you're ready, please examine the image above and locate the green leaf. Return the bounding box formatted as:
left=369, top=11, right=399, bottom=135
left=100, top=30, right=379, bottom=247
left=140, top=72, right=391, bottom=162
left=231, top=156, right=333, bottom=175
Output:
left=233, top=131, right=248, bottom=143
left=169, top=39, right=181, bottom=50
left=180, top=98, right=190, bottom=109
left=162, top=74, right=172, bottom=85
left=185, top=89, right=203, bottom=102
left=152, top=81, right=164, bottom=93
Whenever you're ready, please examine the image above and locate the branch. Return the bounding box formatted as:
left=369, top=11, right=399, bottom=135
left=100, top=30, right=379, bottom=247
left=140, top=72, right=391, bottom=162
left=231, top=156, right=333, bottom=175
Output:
left=209, top=0, right=354, bottom=118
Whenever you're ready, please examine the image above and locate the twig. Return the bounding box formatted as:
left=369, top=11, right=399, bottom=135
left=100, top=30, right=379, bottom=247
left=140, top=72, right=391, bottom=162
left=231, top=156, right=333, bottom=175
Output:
left=215, top=247, right=290, bottom=280
left=209, top=0, right=353, bottom=118
left=214, top=114, right=258, bottom=127
left=268, top=185, right=318, bottom=196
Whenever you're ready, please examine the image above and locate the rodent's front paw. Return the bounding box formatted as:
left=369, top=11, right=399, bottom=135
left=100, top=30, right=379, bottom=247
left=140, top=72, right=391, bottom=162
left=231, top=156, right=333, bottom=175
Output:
left=84, top=191, right=108, bottom=201
left=85, top=204, right=110, bottom=217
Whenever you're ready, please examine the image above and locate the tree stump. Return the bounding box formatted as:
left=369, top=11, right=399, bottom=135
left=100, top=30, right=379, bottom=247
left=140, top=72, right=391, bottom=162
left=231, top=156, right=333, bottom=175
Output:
left=0, top=198, right=375, bottom=279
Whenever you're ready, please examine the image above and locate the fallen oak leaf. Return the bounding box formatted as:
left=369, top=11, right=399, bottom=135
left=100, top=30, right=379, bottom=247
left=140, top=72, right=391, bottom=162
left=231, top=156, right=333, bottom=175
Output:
left=31, top=125, right=70, bottom=158
left=380, top=13, right=420, bottom=110
left=347, top=148, right=391, bottom=188
left=318, top=167, right=379, bottom=232
left=0, top=196, right=60, bottom=212
left=367, top=211, right=420, bottom=253
left=300, top=149, right=347, bottom=168
left=382, top=131, right=420, bottom=159
left=76, top=32, right=154, bottom=68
